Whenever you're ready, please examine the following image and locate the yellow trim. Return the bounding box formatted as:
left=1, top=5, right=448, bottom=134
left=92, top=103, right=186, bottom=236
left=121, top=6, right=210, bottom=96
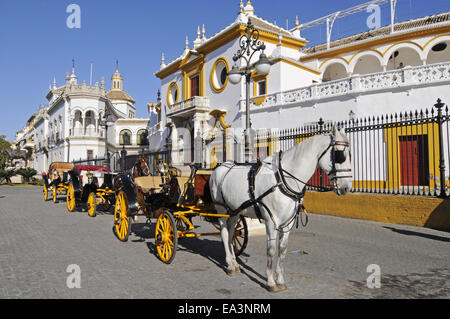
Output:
left=302, top=24, right=450, bottom=63
left=384, top=122, right=440, bottom=190
left=209, top=110, right=231, bottom=130
left=210, top=57, right=230, bottom=93
left=423, top=32, right=450, bottom=49
left=156, top=24, right=308, bottom=79
left=167, top=82, right=180, bottom=107
left=304, top=192, right=450, bottom=231
left=251, top=71, right=268, bottom=97
left=182, top=55, right=205, bottom=99
left=347, top=48, right=384, bottom=64
left=252, top=96, right=266, bottom=105
left=319, top=56, right=349, bottom=70
left=271, top=57, right=321, bottom=75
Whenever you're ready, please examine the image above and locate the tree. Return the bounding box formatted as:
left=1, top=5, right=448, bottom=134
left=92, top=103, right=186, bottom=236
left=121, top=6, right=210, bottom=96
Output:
left=16, top=168, right=37, bottom=184
left=0, top=135, right=11, bottom=169
left=0, top=169, right=16, bottom=185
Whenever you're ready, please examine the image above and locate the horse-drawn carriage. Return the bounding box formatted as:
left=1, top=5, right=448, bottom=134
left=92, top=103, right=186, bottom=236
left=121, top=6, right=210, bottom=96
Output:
left=112, top=156, right=248, bottom=264
left=42, top=162, right=76, bottom=203
left=66, top=165, right=117, bottom=217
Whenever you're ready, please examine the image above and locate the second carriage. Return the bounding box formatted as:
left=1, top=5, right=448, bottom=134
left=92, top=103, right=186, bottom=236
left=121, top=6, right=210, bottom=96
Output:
left=65, top=165, right=117, bottom=216
left=113, top=157, right=248, bottom=264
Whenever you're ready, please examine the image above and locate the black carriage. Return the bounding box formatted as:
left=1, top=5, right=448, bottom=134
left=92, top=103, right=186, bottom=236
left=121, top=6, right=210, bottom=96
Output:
left=113, top=160, right=248, bottom=264
left=66, top=165, right=117, bottom=216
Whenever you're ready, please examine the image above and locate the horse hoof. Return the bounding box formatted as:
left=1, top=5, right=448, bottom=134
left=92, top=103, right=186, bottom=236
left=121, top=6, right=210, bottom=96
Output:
left=267, top=284, right=287, bottom=293
left=226, top=267, right=241, bottom=276
left=277, top=284, right=288, bottom=291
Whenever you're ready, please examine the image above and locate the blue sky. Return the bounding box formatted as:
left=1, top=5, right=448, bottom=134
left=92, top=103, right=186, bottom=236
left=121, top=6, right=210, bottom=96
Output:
left=0, top=0, right=449, bottom=141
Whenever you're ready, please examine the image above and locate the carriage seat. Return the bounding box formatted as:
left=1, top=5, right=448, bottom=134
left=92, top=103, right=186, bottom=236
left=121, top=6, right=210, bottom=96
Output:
left=134, top=176, right=164, bottom=193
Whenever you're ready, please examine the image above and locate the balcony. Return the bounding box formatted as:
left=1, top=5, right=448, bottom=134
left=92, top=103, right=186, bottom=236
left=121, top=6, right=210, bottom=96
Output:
left=70, top=128, right=104, bottom=138
left=167, top=96, right=210, bottom=118
left=240, top=61, right=450, bottom=110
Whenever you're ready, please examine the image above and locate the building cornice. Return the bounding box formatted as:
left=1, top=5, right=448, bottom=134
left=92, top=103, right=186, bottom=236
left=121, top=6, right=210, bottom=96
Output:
left=301, top=22, right=450, bottom=62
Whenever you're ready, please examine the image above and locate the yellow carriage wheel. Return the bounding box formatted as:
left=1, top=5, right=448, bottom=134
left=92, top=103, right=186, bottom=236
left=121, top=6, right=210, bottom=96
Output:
left=66, top=183, right=76, bottom=212
left=43, top=185, right=48, bottom=201
left=155, top=211, right=178, bottom=264
left=113, top=191, right=131, bottom=242
left=52, top=187, right=57, bottom=203
left=87, top=192, right=97, bottom=217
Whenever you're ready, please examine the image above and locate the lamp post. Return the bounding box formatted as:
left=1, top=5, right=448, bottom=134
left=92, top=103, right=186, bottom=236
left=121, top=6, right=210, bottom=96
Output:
left=120, top=145, right=127, bottom=172
left=99, top=106, right=115, bottom=170
left=227, top=20, right=271, bottom=163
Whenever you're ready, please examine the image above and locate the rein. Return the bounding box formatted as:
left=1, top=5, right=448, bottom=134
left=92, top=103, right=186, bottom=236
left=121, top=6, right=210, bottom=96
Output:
left=215, top=134, right=352, bottom=232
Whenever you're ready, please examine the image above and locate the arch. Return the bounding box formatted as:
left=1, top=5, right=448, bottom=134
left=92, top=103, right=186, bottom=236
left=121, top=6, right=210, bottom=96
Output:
left=352, top=54, right=383, bottom=75
left=83, top=108, right=98, bottom=118
left=349, top=50, right=384, bottom=74
left=321, top=61, right=349, bottom=82
left=119, top=129, right=132, bottom=145
left=137, top=129, right=149, bottom=146
left=319, top=57, right=349, bottom=72
left=423, top=34, right=450, bottom=65
left=383, top=41, right=423, bottom=69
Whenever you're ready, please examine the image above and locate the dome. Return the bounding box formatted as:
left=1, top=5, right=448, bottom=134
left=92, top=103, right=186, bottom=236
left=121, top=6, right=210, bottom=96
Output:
left=106, top=90, right=135, bottom=104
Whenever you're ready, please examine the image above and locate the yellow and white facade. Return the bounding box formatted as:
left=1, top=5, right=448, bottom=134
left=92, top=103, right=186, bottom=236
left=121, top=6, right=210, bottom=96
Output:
left=148, top=1, right=450, bottom=168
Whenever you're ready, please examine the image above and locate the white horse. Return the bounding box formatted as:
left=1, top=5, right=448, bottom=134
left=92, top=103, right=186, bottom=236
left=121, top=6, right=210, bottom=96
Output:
left=209, top=126, right=353, bottom=292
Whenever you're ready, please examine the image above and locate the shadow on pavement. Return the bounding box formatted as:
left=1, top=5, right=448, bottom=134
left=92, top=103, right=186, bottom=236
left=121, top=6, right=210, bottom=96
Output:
left=383, top=226, right=450, bottom=242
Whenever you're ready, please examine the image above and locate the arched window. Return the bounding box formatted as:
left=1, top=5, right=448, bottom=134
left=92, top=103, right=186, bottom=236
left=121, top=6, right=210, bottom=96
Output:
left=119, top=129, right=132, bottom=145
left=137, top=129, right=148, bottom=146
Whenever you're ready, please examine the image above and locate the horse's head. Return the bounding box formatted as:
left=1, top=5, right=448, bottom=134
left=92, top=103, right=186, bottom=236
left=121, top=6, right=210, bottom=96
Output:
left=318, top=126, right=353, bottom=195
left=133, top=155, right=150, bottom=177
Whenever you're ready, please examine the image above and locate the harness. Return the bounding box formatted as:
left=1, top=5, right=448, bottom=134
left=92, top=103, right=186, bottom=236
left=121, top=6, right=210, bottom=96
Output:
left=215, top=134, right=351, bottom=232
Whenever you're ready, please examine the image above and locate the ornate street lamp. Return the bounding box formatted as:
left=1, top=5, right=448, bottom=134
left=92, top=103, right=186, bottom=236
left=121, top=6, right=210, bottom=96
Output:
left=120, top=145, right=127, bottom=172
left=99, top=106, right=115, bottom=170
left=228, top=19, right=271, bottom=162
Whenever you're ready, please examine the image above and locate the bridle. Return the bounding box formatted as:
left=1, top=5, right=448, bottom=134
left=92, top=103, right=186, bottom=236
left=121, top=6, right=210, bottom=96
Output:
left=278, top=133, right=352, bottom=194
left=317, top=136, right=352, bottom=184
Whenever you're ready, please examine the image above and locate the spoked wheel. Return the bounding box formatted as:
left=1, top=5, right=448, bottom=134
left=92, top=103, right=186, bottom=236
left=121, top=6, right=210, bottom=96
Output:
left=87, top=192, right=97, bottom=217
left=232, top=216, right=248, bottom=257
left=212, top=216, right=248, bottom=256
left=114, top=191, right=131, bottom=242
left=66, top=183, right=76, bottom=212
left=155, top=211, right=178, bottom=264
left=43, top=185, right=48, bottom=201
left=52, top=187, right=58, bottom=203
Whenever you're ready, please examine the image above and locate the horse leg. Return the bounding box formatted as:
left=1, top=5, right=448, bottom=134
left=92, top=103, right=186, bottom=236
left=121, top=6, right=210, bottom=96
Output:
left=226, top=215, right=241, bottom=274
left=218, top=217, right=239, bottom=276
left=274, top=226, right=292, bottom=291
left=265, top=223, right=279, bottom=292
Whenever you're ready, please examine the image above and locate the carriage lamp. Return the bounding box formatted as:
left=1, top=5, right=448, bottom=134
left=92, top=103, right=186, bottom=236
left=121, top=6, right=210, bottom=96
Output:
left=227, top=19, right=271, bottom=162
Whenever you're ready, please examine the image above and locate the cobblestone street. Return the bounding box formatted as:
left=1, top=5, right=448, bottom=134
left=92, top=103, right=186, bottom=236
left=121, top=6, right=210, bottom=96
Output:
left=0, top=186, right=449, bottom=299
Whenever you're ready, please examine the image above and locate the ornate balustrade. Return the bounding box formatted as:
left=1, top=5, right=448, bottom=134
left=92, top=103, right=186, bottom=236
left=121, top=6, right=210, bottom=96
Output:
left=240, top=61, right=450, bottom=110
left=167, top=96, right=210, bottom=117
